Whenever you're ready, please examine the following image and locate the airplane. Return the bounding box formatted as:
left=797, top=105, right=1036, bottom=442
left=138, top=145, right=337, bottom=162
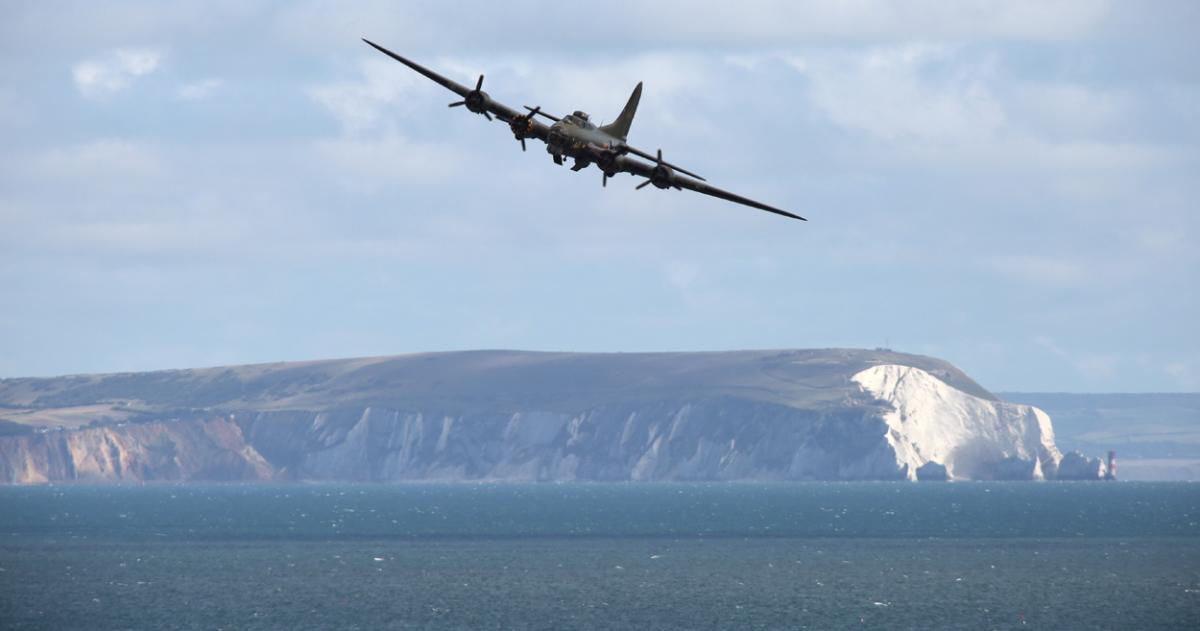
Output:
left=361, top=39, right=805, bottom=221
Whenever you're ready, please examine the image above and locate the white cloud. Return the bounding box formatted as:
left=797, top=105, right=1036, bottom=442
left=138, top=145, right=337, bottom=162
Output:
left=1, top=2, right=1193, bottom=388
left=72, top=48, right=163, bottom=100
left=273, top=1, right=1112, bottom=49
left=310, top=135, right=461, bottom=193
left=780, top=42, right=1176, bottom=208
left=719, top=0, right=1108, bottom=42
left=516, top=54, right=713, bottom=132
left=1010, top=83, right=1132, bottom=137
left=54, top=220, right=210, bottom=257
left=0, top=90, right=17, bottom=123
left=1135, top=228, right=1185, bottom=254
left=665, top=260, right=701, bottom=293
left=660, top=259, right=750, bottom=310
left=26, top=138, right=164, bottom=183
left=333, top=40, right=751, bottom=149
left=1164, top=359, right=1198, bottom=390
left=989, top=255, right=1089, bottom=287
left=1034, top=336, right=1121, bottom=380
left=309, top=58, right=424, bottom=134
left=175, top=78, right=222, bottom=100
left=792, top=44, right=1005, bottom=143
left=311, top=50, right=711, bottom=139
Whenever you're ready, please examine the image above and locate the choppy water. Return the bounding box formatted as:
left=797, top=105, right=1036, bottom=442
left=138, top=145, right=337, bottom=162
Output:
left=1, top=482, right=1197, bottom=629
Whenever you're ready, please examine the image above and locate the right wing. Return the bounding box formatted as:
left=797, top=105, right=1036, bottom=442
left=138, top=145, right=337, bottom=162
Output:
left=675, top=176, right=806, bottom=221
left=619, top=144, right=706, bottom=181
left=618, top=155, right=805, bottom=221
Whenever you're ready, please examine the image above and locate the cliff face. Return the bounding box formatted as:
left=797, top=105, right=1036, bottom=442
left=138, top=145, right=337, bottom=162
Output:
left=233, top=402, right=902, bottom=482
left=853, top=365, right=1061, bottom=480
left=0, top=349, right=1084, bottom=484
left=0, top=418, right=273, bottom=484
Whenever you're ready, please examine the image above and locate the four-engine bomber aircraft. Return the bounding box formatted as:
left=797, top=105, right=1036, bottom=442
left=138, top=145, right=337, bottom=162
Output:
left=363, top=39, right=805, bottom=221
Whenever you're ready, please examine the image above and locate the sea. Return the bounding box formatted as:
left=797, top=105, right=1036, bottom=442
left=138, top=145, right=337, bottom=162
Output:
left=1, top=482, right=1197, bottom=630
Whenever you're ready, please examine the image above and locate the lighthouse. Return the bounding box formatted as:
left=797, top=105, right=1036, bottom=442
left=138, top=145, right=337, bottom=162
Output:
left=1104, top=450, right=1117, bottom=480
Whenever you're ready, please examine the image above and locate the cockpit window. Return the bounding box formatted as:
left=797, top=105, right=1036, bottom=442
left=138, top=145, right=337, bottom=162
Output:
left=563, top=112, right=595, bottom=129
left=564, top=111, right=595, bottom=129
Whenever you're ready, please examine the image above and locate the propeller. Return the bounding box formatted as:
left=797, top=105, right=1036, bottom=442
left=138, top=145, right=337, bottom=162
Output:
left=597, top=147, right=623, bottom=188
left=636, top=149, right=680, bottom=190
left=624, top=146, right=704, bottom=181
left=509, top=105, right=543, bottom=151
left=448, top=75, right=492, bottom=121
left=524, top=105, right=561, bottom=122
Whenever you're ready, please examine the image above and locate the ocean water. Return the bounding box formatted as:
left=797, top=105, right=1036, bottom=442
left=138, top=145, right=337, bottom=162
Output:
left=0, top=483, right=1197, bottom=629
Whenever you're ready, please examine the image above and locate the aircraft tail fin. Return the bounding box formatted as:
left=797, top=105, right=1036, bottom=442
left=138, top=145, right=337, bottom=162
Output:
left=599, top=82, right=642, bottom=141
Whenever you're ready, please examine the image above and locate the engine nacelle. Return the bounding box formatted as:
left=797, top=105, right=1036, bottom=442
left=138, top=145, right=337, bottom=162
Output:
left=649, top=163, right=674, bottom=189
left=464, top=89, right=490, bottom=115
left=596, top=150, right=625, bottom=177
left=510, top=114, right=533, bottom=140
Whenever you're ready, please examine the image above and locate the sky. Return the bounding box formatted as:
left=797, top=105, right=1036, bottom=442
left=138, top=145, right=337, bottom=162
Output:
left=0, top=1, right=1197, bottom=392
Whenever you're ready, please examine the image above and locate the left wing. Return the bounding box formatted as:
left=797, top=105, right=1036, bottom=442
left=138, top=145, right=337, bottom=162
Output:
left=361, top=38, right=524, bottom=124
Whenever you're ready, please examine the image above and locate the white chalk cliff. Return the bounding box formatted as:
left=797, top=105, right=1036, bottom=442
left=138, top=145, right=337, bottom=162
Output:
left=852, top=364, right=1062, bottom=480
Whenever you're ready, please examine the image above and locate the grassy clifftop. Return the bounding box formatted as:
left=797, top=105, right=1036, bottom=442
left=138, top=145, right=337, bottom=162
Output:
left=0, top=349, right=994, bottom=428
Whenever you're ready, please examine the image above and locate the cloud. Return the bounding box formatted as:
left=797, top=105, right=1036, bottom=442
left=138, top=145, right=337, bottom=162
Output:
left=1163, top=359, right=1198, bottom=390
left=1135, top=228, right=1185, bottom=254
left=271, top=1, right=1112, bottom=51
left=310, top=135, right=462, bottom=193
left=175, top=78, right=222, bottom=100
left=645, top=0, right=1112, bottom=43
left=0, top=2, right=1194, bottom=388
left=1009, top=83, right=1133, bottom=138
left=988, top=255, right=1089, bottom=287
left=72, top=48, right=163, bottom=100
left=0, top=90, right=17, bottom=122
left=795, top=44, right=1005, bottom=143
left=308, top=49, right=711, bottom=138
left=25, top=138, right=164, bottom=184
left=776, top=41, right=1178, bottom=211
left=515, top=53, right=713, bottom=132
left=309, top=58, right=425, bottom=134
left=1034, top=336, right=1120, bottom=380
left=665, top=260, right=701, bottom=293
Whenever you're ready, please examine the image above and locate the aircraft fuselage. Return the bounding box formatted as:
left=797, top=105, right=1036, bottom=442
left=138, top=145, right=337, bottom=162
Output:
left=546, top=114, right=623, bottom=170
